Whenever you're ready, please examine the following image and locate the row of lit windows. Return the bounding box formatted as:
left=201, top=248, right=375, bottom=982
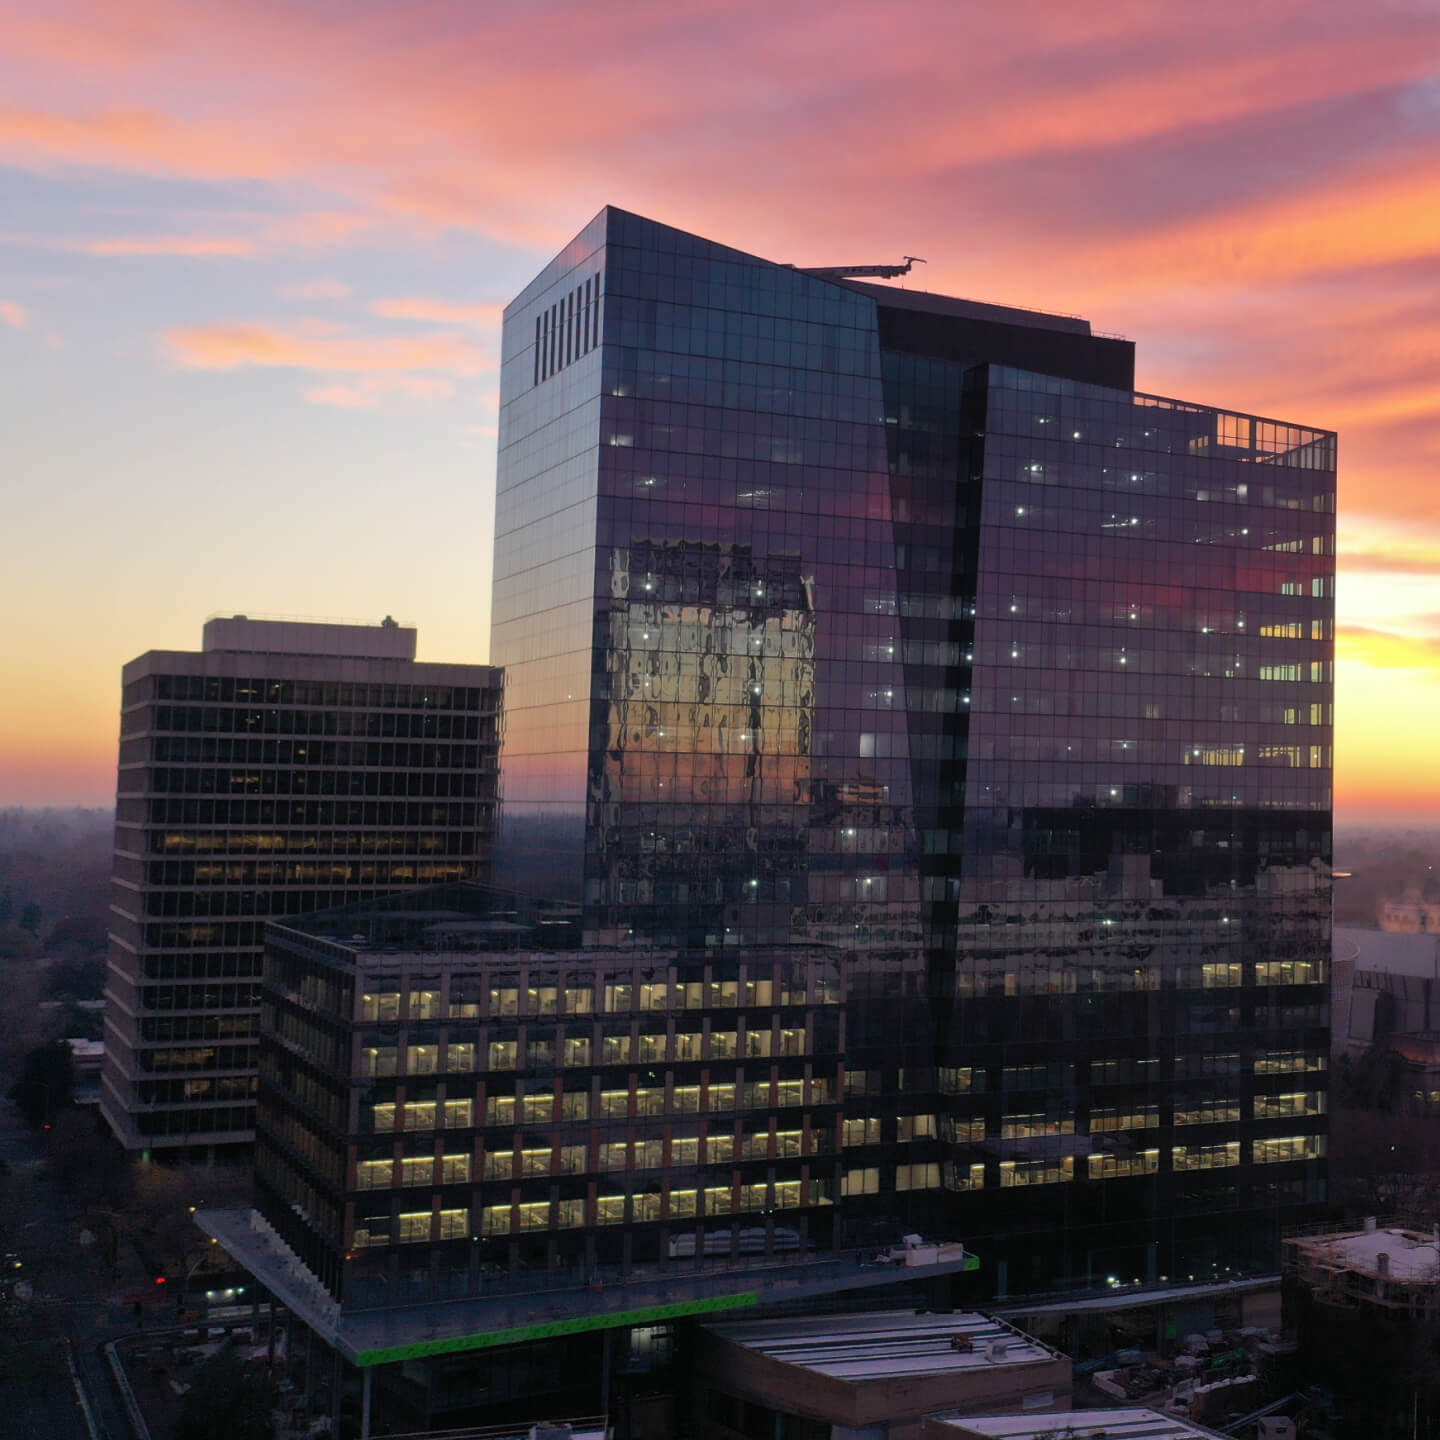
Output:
left=367, top=1079, right=834, bottom=1132
left=353, top=1177, right=823, bottom=1246
left=358, top=1027, right=810, bottom=1076
left=360, top=977, right=836, bottom=1022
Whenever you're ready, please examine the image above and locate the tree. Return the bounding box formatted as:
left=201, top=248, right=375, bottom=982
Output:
left=175, top=1350, right=278, bottom=1440
left=6, top=1039, right=74, bottom=1127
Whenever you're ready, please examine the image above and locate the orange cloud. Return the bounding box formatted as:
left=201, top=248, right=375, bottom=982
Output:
left=371, top=297, right=502, bottom=327
left=80, top=234, right=258, bottom=257
left=163, top=322, right=488, bottom=375
left=0, top=299, right=27, bottom=330
left=1338, top=626, right=1440, bottom=671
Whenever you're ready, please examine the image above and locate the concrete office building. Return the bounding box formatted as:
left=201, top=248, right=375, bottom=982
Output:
left=101, top=616, right=500, bottom=1159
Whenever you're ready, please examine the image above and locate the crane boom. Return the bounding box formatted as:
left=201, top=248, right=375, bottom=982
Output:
left=790, top=257, right=927, bottom=281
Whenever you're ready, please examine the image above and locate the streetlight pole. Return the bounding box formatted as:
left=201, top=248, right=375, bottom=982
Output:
left=181, top=1241, right=218, bottom=1319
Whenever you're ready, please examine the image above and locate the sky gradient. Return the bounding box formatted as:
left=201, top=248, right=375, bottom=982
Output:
left=2, top=0, right=1439, bottom=821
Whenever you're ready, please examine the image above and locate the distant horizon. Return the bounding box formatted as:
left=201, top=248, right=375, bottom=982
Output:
left=4, top=800, right=1439, bottom=836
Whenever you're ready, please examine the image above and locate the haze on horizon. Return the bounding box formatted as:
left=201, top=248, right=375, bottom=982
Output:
left=2, top=0, right=1440, bottom=821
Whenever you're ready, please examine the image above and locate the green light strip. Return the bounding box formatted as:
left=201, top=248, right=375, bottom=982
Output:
left=354, top=1290, right=759, bottom=1366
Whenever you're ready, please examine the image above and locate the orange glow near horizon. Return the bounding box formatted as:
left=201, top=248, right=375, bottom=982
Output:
left=2, top=1, right=1440, bottom=822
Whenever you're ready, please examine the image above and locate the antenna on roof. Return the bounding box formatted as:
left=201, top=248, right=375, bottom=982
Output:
left=790, top=257, right=927, bottom=281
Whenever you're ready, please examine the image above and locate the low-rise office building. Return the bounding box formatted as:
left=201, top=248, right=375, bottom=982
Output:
left=692, top=1310, right=1069, bottom=1440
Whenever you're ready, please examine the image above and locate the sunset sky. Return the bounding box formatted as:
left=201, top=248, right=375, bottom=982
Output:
left=2, top=0, right=1439, bottom=821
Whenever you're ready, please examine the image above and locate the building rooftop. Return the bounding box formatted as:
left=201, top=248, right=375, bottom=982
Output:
left=1334, top=926, right=1440, bottom=979
left=201, top=613, right=418, bottom=661
left=928, top=1408, right=1227, bottom=1440
left=829, top=278, right=1096, bottom=335
left=1288, top=1224, right=1440, bottom=1282
left=702, top=1310, right=1059, bottom=1382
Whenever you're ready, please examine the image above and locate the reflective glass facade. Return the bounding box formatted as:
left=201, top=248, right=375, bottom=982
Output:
left=493, top=209, right=1335, bottom=1292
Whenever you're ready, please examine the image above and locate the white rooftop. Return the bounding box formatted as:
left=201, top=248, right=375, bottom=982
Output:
left=930, top=1407, right=1226, bottom=1440
left=704, top=1310, right=1058, bottom=1382
left=1296, top=1226, right=1440, bottom=1281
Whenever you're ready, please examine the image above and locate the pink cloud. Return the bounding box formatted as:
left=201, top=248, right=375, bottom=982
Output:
left=163, top=322, right=488, bottom=375
left=80, top=234, right=258, bottom=257
left=0, top=299, right=27, bottom=330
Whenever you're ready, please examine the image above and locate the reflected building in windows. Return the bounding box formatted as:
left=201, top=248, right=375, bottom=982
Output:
left=491, top=208, right=1336, bottom=1292
left=99, top=616, right=500, bottom=1161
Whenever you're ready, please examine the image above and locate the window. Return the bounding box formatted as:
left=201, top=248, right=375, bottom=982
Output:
left=529, top=986, right=558, bottom=1016
left=1090, top=1105, right=1159, bottom=1132
left=408, top=988, right=440, bottom=1020
left=706, top=1133, right=734, bottom=1163
left=356, top=1159, right=392, bottom=1190
left=484, top=1150, right=513, bottom=1179
left=670, top=1137, right=699, bottom=1166
left=1172, top=1141, right=1241, bottom=1171
left=443, top=1098, right=473, bottom=1129
left=1254, top=1134, right=1325, bottom=1164
left=482, top=1204, right=510, bottom=1236
left=485, top=1095, right=515, bottom=1126
left=708, top=1083, right=736, bottom=1110
left=638, top=1033, right=667, bottom=1063
left=561, top=1090, right=589, bottom=1122
left=488, top=1040, right=518, bottom=1070
left=518, top=1201, right=549, bottom=1230
left=557, top=1198, right=585, bottom=1228
left=669, top=1187, right=697, bottom=1217
left=897, top=1114, right=936, bottom=1140
left=842, top=1167, right=879, bottom=1196
left=521, top=1093, right=554, bottom=1124
left=521, top=1147, right=552, bottom=1177
left=640, top=982, right=668, bottom=1011
left=437, top=1207, right=468, bottom=1239
left=1000, top=1157, right=1074, bottom=1187
left=896, top=1162, right=940, bottom=1190
left=603, top=1034, right=633, bottom=1064
left=403, top=1101, right=436, bottom=1130
left=844, top=1117, right=881, bottom=1147
left=397, top=1211, right=431, bottom=1243
left=361, top=1046, right=397, bottom=1078
left=371, top=1102, right=396, bottom=1133
left=1088, top=1149, right=1159, bottom=1180
left=704, top=1185, right=734, bottom=1215
left=440, top=1153, right=470, bottom=1183
left=564, top=987, right=593, bottom=1015
left=711, top=1030, right=738, bottom=1059
left=601, top=1142, right=628, bottom=1171
left=744, top=1029, right=772, bottom=1058
left=1253, top=1091, right=1325, bottom=1119
left=603, top=983, right=632, bottom=1013
left=563, top=1037, right=592, bottom=1067
left=597, top=1195, right=626, bottom=1225
left=675, top=1032, right=702, bottom=1062
left=945, top=1162, right=986, bottom=1192
left=674, top=1085, right=701, bottom=1113
left=1256, top=961, right=1324, bottom=986
left=400, top=1156, right=434, bottom=1187
left=559, top=1144, right=588, bottom=1174
left=447, top=1042, right=475, bottom=1071
left=490, top=987, right=519, bottom=1017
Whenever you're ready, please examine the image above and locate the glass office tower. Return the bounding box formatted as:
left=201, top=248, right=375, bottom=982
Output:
left=493, top=209, right=1335, bottom=1292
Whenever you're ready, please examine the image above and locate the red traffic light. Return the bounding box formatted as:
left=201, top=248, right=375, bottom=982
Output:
left=154, top=1276, right=166, bottom=1285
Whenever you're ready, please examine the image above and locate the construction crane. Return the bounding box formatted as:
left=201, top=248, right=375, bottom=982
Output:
left=789, top=256, right=927, bottom=281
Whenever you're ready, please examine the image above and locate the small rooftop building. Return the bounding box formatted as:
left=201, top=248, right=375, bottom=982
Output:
left=1284, top=1220, right=1440, bottom=1435
left=692, top=1310, right=1069, bottom=1440
left=922, top=1409, right=1229, bottom=1440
